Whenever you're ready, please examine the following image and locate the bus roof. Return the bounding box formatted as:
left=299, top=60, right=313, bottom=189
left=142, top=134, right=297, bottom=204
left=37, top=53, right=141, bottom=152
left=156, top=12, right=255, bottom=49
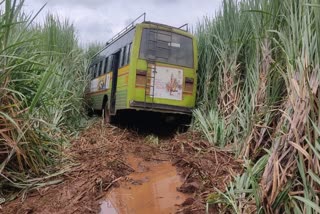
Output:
left=141, top=21, right=189, bottom=32
left=91, top=13, right=190, bottom=60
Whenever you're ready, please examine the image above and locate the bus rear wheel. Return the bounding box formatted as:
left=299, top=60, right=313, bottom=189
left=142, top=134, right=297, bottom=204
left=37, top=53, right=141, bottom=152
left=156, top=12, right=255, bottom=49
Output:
left=103, top=104, right=111, bottom=124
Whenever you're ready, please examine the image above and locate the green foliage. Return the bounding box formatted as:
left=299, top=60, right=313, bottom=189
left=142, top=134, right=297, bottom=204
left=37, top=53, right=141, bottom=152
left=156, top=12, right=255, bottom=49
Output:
left=193, top=108, right=226, bottom=146
left=144, top=134, right=159, bottom=146
left=195, top=0, right=320, bottom=212
left=85, top=42, right=104, bottom=60
left=211, top=154, right=268, bottom=213
left=0, top=0, right=88, bottom=201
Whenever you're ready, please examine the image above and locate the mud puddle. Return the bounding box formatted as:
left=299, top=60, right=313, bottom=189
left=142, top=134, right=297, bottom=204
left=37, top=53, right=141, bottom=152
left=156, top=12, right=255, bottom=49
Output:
left=3, top=123, right=242, bottom=214
left=100, top=154, right=187, bottom=214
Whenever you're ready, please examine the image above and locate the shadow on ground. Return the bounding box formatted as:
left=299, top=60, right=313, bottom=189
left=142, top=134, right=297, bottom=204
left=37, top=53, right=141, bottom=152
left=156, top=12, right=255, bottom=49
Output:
left=100, top=109, right=192, bottom=137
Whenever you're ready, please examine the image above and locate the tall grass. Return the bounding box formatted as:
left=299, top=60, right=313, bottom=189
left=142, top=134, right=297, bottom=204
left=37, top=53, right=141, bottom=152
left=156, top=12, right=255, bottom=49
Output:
left=0, top=0, right=88, bottom=201
left=195, top=0, right=320, bottom=212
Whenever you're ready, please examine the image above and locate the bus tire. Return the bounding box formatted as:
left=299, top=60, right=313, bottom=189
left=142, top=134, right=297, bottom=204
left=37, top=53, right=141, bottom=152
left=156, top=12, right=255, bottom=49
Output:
left=102, top=95, right=111, bottom=124
left=103, top=104, right=111, bottom=124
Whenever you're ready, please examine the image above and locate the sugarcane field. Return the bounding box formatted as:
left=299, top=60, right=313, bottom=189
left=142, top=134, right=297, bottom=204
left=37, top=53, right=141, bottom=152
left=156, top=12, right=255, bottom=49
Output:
left=1, top=0, right=320, bottom=213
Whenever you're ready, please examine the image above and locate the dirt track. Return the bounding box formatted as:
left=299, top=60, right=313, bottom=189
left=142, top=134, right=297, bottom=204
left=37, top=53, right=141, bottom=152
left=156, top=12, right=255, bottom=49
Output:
left=3, top=120, right=242, bottom=214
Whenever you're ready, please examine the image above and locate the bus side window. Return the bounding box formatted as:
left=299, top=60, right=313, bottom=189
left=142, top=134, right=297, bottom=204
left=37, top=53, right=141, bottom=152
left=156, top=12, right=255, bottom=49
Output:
left=119, top=47, right=125, bottom=67
left=103, top=57, right=108, bottom=74
left=122, top=46, right=127, bottom=67
left=98, top=61, right=103, bottom=76
left=124, top=46, right=128, bottom=65
left=101, top=59, right=106, bottom=75
left=95, top=63, right=99, bottom=78
left=100, top=61, right=103, bottom=75
left=124, top=43, right=131, bottom=65
left=93, top=64, right=97, bottom=78
left=107, top=55, right=113, bottom=73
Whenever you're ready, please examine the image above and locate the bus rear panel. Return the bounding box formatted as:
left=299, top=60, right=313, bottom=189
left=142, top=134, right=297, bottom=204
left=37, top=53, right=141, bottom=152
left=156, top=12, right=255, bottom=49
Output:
left=128, top=23, right=197, bottom=115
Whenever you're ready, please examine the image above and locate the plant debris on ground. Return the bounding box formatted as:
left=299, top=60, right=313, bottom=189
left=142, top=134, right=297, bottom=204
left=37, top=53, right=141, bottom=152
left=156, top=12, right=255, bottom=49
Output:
left=2, top=121, right=242, bottom=214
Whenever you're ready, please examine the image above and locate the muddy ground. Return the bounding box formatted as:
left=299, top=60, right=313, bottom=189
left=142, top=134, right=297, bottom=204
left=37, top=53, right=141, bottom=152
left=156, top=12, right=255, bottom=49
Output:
left=2, top=120, right=242, bottom=214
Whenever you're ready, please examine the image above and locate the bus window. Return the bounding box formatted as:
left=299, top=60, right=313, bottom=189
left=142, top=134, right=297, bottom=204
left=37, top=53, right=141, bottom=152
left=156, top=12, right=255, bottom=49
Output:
left=123, top=46, right=127, bottom=66
left=139, top=29, right=194, bottom=68
left=119, top=47, right=125, bottom=67
left=123, top=46, right=128, bottom=66
left=96, top=63, right=99, bottom=77
left=108, top=56, right=112, bottom=72
left=98, top=61, right=103, bottom=76
left=103, top=57, right=108, bottom=74
left=101, top=59, right=106, bottom=75
left=124, top=43, right=131, bottom=65
left=100, top=61, right=103, bottom=75
left=95, top=63, right=99, bottom=78
left=93, top=64, right=97, bottom=78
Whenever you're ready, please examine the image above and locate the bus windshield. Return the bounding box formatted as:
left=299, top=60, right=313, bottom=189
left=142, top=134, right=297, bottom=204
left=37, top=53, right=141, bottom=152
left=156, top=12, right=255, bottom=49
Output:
left=139, top=29, right=194, bottom=68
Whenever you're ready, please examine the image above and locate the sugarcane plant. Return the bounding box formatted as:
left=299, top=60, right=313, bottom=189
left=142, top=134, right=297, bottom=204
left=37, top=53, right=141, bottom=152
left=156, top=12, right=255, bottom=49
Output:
left=0, top=0, right=88, bottom=202
left=194, top=0, right=320, bottom=212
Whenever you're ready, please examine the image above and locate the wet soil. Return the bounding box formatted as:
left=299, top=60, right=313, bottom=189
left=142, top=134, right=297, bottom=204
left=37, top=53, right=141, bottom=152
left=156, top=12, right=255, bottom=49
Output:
left=101, top=154, right=188, bottom=213
left=2, top=120, right=242, bottom=214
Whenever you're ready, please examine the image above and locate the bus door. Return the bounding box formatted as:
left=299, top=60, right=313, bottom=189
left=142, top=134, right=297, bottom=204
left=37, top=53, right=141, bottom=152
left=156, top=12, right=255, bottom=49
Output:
left=110, top=51, right=121, bottom=114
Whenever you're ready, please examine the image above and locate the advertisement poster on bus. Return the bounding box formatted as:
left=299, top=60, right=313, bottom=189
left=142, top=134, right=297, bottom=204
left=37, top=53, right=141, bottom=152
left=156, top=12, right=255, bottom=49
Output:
left=90, top=74, right=111, bottom=92
left=152, top=66, right=183, bottom=100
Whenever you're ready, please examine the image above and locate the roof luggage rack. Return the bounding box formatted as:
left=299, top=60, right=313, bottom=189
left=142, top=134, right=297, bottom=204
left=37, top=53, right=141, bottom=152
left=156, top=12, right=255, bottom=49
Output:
left=142, top=21, right=189, bottom=32
left=178, top=23, right=189, bottom=32
left=105, top=13, right=146, bottom=46
left=104, top=13, right=189, bottom=47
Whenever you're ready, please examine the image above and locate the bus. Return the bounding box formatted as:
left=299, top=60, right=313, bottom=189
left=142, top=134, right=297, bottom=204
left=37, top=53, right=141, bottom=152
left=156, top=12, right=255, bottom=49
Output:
left=86, top=14, right=198, bottom=123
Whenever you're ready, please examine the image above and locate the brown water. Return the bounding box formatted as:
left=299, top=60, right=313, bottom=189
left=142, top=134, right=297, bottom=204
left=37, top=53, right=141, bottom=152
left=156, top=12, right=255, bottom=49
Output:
left=100, top=155, right=187, bottom=214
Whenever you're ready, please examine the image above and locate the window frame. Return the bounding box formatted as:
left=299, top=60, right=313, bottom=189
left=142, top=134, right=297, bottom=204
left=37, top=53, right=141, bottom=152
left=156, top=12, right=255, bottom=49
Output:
left=107, top=55, right=113, bottom=73
left=139, top=28, right=194, bottom=68
left=124, top=43, right=131, bottom=65
left=99, top=61, right=103, bottom=76
left=93, top=64, right=98, bottom=78
left=119, top=47, right=125, bottom=67
left=103, top=57, right=109, bottom=74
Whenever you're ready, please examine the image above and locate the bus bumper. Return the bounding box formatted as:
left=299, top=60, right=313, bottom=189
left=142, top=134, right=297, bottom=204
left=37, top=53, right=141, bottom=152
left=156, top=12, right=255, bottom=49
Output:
left=130, top=101, right=192, bottom=115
